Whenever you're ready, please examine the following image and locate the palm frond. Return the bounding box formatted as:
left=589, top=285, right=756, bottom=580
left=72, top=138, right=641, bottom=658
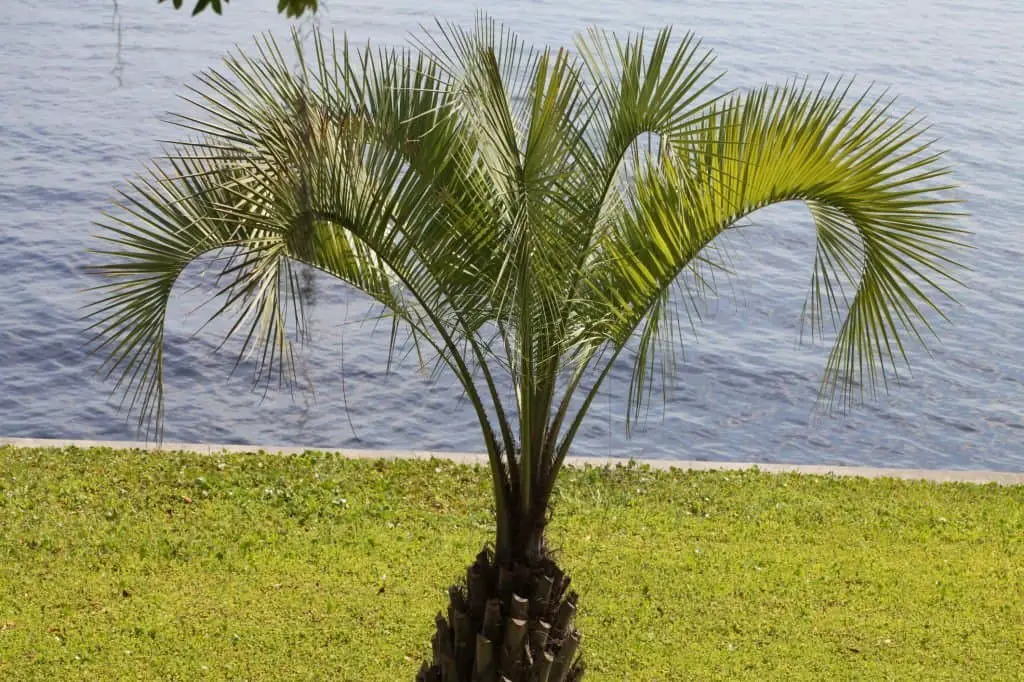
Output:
left=571, top=79, right=964, bottom=444
left=88, top=30, right=501, bottom=444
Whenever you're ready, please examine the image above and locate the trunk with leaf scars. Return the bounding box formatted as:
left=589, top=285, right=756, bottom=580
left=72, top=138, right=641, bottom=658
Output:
left=417, top=545, right=584, bottom=682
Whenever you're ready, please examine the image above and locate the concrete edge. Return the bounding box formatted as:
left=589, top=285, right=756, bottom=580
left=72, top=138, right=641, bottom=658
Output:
left=2, top=436, right=1022, bottom=485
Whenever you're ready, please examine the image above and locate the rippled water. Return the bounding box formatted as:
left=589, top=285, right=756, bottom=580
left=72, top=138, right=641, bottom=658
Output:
left=2, top=0, right=1022, bottom=470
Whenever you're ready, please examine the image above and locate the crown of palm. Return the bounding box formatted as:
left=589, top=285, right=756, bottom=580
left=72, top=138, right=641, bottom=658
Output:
left=86, top=16, right=965, bottom=554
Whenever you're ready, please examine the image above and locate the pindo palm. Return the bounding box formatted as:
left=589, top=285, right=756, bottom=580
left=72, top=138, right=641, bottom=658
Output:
left=86, top=16, right=965, bottom=681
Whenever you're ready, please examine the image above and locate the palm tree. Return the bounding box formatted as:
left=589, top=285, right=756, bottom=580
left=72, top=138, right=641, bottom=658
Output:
left=86, top=17, right=964, bottom=681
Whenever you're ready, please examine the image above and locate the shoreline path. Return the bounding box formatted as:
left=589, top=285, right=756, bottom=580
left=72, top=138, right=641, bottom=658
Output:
left=3, top=437, right=1022, bottom=485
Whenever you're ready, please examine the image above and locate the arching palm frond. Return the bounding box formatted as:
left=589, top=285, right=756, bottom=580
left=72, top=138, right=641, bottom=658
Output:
left=85, top=29, right=526, bottom=514
left=556, top=80, right=964, bottom=470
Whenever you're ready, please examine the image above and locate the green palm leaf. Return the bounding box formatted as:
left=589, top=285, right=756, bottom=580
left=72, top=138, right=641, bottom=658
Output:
left=560, top=80, right=964, bottom=464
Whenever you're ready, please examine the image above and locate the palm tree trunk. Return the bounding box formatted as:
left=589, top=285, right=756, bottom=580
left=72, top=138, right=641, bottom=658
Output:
left=416, top=543, right=585, bottom=682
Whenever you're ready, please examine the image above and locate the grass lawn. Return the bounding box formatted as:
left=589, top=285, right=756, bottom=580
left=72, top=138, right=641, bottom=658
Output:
left=1, top=445, right=1021, bottom=680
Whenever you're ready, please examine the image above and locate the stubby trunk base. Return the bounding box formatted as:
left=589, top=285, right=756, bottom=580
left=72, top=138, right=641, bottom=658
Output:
left=417, top=546, right=584, bottom=682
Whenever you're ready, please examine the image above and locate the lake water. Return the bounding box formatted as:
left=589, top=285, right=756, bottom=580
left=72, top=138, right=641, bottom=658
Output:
left=1, top=0, right=1022, bottom=470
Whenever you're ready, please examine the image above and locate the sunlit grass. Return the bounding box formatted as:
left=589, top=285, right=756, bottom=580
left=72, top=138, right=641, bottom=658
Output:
left=1, top=446, right=1021, bottom=680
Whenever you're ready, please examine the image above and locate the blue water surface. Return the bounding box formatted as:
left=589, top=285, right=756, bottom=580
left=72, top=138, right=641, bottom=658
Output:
left=1, top=0, right=1022, bottom=469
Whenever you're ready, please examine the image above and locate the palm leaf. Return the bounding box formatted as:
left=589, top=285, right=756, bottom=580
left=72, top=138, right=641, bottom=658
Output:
left=557, top=80, right=965, bottom=465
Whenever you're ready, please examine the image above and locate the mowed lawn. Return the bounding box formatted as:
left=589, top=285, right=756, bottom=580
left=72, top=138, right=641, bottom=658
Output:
left=1, top=445, right=1021, bottom=680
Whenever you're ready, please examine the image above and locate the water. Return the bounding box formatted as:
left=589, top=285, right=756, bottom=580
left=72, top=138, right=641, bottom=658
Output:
left=1, top=0, right=1022, bottom=470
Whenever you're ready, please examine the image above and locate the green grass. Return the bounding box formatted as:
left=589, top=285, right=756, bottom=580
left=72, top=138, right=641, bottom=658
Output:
left=1, top=446, right=1021, bottom=680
